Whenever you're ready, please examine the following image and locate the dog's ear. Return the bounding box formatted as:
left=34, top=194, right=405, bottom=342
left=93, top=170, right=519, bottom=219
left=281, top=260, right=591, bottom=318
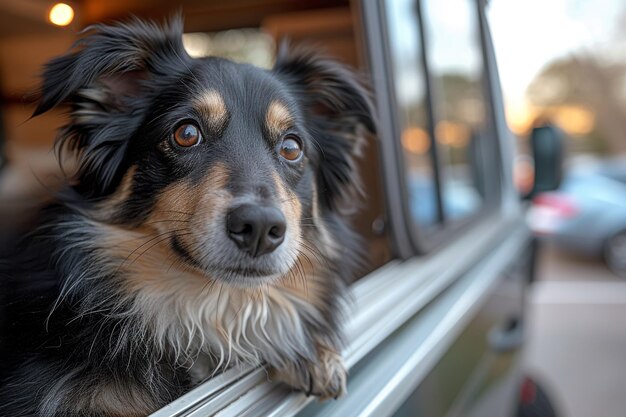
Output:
left=34, top=16, right=188, bottom=196
left=34, top=16, right=186, bottom=116
left=273, top=44, right=376, bottom=211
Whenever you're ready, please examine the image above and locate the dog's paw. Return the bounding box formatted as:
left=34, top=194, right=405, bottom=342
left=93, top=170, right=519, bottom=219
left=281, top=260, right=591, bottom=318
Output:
left=272, top=348, right=347, bottom=400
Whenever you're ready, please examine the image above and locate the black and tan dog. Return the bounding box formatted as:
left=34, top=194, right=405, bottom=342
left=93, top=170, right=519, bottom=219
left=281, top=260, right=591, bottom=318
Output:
left=0, top=16, right=375, bottom=417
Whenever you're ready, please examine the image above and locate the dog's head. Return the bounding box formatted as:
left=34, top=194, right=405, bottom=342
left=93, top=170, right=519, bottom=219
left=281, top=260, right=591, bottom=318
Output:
left=36, top=17, right=375, bottom=287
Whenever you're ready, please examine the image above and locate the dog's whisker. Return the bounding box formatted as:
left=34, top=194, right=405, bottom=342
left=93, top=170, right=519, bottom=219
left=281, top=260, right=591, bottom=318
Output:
left=131, top=231, right=197, bottom=268
left=158, top=210, right=195, bottom=215
left=298, top=241, right=329, bottom=268
left=143, top=219, right=191, bottom=227
left=115, top=228, right=188, bottom=272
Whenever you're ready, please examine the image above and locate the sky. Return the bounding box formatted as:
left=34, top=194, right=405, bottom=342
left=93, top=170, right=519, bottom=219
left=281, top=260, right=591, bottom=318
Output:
left=487, top=0, right=626, bottom=119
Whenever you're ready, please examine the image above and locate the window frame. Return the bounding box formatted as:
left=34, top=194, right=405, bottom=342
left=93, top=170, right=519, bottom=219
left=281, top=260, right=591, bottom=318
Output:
left=374, top=0, right=504, bottom=257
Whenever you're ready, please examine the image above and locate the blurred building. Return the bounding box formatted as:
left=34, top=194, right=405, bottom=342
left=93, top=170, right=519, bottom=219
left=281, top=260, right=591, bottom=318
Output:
left=0, top=0, right=360, bottom=153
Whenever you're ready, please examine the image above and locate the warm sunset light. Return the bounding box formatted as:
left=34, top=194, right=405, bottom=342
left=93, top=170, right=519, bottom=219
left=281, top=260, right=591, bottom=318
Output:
left=49, top=3, right=74, bottom=27
left=553, top=106, right=595, bottom=136
left=506, top=100, right=536, bottom=136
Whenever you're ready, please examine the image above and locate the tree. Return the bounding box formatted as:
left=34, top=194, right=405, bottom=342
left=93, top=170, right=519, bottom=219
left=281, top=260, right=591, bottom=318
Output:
left=527, top=52, right=626, bottom=154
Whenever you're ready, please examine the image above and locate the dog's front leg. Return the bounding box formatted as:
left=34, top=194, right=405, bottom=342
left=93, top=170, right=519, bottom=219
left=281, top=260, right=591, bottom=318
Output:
left=271, top=342, right=347, bottom=400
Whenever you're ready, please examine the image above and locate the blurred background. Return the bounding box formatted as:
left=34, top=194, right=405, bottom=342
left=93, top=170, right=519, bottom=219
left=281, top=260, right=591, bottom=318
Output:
left=0, top=1, right=625, bottom=416
left=489, top=1, right=626, bottom=416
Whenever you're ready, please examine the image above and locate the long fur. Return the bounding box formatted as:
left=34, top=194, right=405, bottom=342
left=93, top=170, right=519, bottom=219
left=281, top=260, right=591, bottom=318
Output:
left=0, top=16, right=374, bottom=416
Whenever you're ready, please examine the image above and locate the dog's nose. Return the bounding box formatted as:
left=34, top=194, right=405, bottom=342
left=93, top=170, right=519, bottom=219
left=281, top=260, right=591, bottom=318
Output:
left=226, top=204, right=286, bottom=257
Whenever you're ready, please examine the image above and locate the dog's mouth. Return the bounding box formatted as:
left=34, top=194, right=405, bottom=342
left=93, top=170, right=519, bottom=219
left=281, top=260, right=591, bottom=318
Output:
left=170, top=235, right=287, bottom=285
left=211, top=266, right=283, bottom=288
left=218, top=265, right=278, bottom=277
left=207, top=264, right=285, bottom=287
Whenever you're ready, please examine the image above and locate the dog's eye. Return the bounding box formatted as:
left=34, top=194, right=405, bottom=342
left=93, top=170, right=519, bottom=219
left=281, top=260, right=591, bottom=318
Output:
left=279, top=135, right=303, bottom=162
left=173, top=123, right=202, bottom=147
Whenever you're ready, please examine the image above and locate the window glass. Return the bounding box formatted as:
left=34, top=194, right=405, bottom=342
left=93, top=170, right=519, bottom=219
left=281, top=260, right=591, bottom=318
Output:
left=422, top=0, right=492, bottom=220
left=385, top=0, right=440, bottom=229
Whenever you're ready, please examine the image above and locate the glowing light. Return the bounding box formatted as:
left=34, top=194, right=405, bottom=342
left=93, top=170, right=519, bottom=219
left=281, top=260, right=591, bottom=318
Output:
left=402, top=127, right=431, bottom=155
left=553, top=106, right=595, bottom=136
left=182, top=33, right=210, bottom=58
left=506, top=100, right=537, bottom=136
left=49, top=3, right=74, bottom=27
left=435, top=121, right=470, bottom=148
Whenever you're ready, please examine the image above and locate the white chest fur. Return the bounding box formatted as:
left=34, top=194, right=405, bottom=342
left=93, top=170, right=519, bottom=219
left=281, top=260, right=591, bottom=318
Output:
left=126, top=269, right=324, bottom=376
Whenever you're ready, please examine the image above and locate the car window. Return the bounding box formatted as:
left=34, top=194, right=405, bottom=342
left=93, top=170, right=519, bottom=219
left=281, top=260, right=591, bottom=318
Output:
left=422, top=0, right=494, bottom=221
left=383, top=0, right=500, bottom=252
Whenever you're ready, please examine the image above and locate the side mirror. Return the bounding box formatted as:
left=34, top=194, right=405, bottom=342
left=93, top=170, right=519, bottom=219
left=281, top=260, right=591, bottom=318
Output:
left=529, top=124, right=564, bottom=197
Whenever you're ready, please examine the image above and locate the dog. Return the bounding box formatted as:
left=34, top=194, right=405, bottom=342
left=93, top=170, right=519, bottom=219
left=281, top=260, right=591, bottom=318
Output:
left=0, top=16, right=375, bottom=417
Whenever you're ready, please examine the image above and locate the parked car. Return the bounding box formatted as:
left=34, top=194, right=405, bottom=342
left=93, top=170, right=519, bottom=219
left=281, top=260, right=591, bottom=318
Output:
left=528, top=160, right=626, bottom=277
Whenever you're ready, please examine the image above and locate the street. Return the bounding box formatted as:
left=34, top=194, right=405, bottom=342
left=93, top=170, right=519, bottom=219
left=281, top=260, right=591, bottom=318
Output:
left=524, top=244, right=626, bottom=417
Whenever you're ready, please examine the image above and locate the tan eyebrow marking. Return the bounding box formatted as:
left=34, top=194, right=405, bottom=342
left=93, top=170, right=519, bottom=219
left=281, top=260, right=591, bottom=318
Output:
left=194, top=89, right=228, bottom=128
left=266, top=100, right=294, bottom=137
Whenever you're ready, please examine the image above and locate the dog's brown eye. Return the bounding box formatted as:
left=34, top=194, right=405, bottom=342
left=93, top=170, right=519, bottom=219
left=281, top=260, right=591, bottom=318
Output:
left=173, top=123, right=202, bottom=147
left=279, top=135, right=303, bottom=161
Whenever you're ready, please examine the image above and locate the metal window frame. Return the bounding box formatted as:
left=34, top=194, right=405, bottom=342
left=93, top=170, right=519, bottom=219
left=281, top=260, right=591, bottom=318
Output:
left=479, top=0, right=521, bottom=216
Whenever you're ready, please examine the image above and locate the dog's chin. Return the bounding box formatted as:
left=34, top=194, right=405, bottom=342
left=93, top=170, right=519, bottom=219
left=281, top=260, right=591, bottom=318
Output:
left=210, top=267, right=284, bottom=288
